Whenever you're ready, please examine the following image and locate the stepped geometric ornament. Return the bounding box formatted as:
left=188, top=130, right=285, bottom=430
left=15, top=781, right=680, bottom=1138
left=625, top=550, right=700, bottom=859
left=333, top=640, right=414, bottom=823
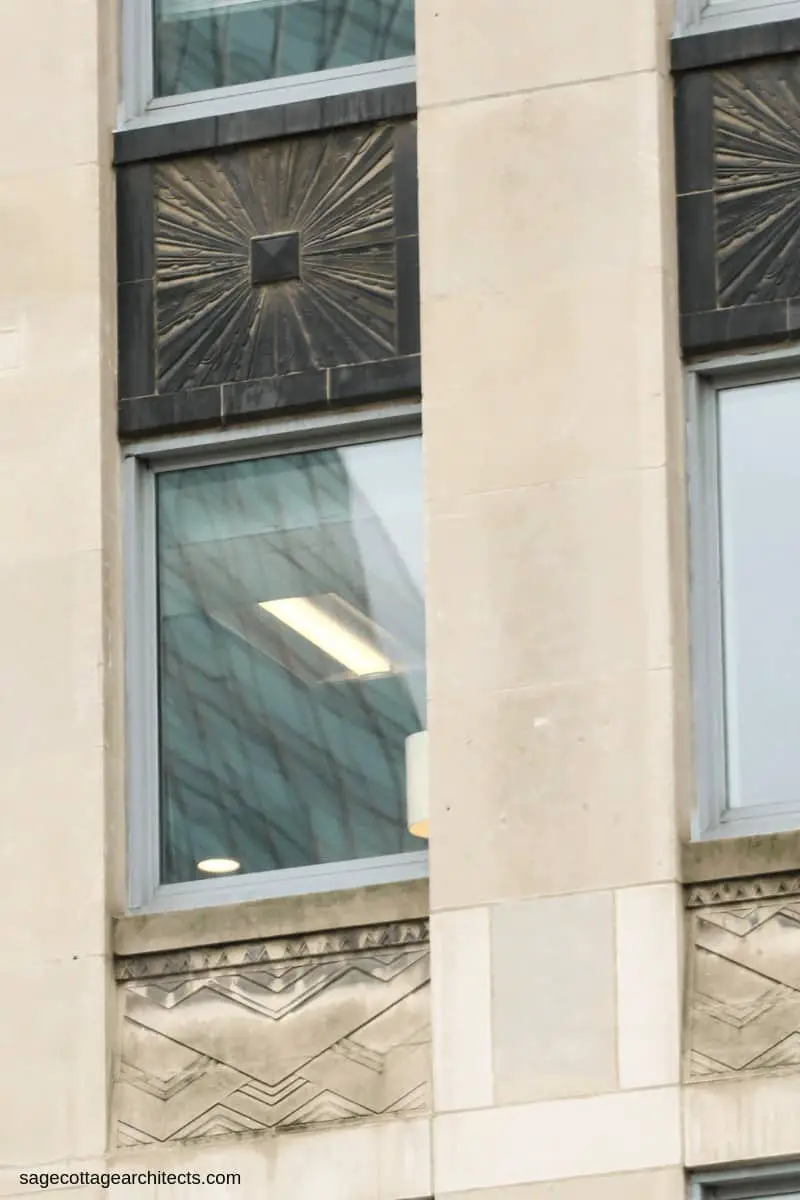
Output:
left=686, top=883, right=800, bottom=1079
left=113, top=922, right=431, bottom=1145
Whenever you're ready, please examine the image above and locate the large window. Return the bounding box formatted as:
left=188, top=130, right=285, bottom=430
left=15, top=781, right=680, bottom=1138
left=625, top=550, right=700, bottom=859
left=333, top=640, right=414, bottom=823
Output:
left=125, top=410, right=427, bottom=911
left=122, top=0, right=415, bottom=126
left=692, top=1165, right=800, bottom=1200
left=689, top=362, right=800, bottom=838
left=675, top=0, right=800, bottom=34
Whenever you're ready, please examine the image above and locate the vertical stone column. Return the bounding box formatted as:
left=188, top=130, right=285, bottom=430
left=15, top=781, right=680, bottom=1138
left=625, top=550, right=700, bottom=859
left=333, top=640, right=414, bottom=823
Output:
left=0, top=0, right=117, bottom=1169
left=417, top=0, right=686, bottom=1194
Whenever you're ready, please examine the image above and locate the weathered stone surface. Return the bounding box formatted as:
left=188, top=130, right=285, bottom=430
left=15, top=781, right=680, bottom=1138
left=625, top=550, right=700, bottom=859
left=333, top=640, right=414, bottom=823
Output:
left=114, top=919, right=430, bottom=1146
left=685, top=877, right=800, bottom=1080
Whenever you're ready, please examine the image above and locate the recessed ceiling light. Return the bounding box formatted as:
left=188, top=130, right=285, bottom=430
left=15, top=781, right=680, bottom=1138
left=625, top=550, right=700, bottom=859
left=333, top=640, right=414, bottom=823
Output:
left=197, top=857, right=241, bottom=875
left=259, top=595, right=393, bottom=678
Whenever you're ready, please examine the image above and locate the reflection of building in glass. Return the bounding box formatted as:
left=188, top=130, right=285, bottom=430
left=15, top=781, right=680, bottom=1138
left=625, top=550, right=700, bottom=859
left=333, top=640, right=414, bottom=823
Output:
left=157, top=440, right=425, bottom=883
left=155, top=0, right=415, bottom=96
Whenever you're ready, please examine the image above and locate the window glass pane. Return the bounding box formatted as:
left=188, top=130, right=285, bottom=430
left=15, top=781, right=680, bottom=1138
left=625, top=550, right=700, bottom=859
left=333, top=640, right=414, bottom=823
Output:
left=718, top=379, right=800, bottom=808
left=676, top=0, right=800, bottom=33
left=153, top=0, right=415, bottom=98
left=156, top=435, right=425, bottom=884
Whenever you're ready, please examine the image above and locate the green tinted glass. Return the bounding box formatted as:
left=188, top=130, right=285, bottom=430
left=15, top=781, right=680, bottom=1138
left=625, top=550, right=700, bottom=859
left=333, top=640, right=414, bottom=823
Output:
left=153, top=0, right=415, bottom=98
left=156, top=437, right=425, bottom=884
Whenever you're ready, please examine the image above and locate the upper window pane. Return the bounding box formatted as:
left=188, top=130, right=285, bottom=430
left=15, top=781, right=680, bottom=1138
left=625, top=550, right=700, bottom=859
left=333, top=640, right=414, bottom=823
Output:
left=156, top=435, right=426, bottom=885
left=717, top=379, right=800, bottom=809
left=153, top=0, right=415, bottom=98
left=675, top=0, right=800, bottom=34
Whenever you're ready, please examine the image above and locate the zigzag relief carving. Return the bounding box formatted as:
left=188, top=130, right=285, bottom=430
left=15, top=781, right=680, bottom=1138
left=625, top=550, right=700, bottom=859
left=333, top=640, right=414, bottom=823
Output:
left=686, top=871, right=800, bottom=908
left=686, top=886, right=800, bottom=1080
left=115, top=920, right=428, bottom=981
left=113, top=925, right=430, bottom=1147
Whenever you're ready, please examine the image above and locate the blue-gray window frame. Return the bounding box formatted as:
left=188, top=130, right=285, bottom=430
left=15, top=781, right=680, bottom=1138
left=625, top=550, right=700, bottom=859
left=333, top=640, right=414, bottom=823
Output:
left=688, top=348, right=800, bottom=840
left=124, top=401, right=428, bottom=914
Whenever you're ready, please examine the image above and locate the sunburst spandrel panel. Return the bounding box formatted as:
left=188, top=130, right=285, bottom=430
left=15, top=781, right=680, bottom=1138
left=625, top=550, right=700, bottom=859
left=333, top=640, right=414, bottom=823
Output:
left=715, top=64, right=800, bottom=307
left=155, top=124, right=399, bottom=392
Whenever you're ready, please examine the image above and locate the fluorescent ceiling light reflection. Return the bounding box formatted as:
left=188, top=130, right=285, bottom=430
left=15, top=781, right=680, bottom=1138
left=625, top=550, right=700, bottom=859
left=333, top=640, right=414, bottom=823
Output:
left=259, top=596, right=393, bottom=678
left=197, top=857, right=241, bottom=874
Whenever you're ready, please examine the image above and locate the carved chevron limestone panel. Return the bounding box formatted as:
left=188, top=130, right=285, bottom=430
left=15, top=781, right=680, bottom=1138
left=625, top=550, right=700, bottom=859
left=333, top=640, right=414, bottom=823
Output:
left=686, top=878, right=800, bottom=1080
left=114, top=921, right=430, bottom=1147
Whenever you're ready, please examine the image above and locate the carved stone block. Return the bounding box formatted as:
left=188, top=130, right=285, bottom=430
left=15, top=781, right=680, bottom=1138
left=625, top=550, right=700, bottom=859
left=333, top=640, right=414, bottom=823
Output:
left=113, top=921, right=430, bottom=1147
left=685, top=875, right=800, bottom=1080
left=250, top=231, right=301, bottom=287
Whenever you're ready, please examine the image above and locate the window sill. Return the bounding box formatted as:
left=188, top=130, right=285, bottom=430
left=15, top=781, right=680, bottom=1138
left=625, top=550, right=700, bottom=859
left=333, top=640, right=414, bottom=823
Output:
left=113, top=875, right=429, bottom=958
left=682, top=829, right=800, bottom=885
left=113, top=79, right=417, bottom=166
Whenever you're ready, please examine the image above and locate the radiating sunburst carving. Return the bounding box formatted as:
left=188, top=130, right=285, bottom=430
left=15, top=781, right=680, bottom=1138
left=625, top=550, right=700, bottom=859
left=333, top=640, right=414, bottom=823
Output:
left=715, top=65, right=800, bottom=307
left=155, top=124, right=399, bottom=391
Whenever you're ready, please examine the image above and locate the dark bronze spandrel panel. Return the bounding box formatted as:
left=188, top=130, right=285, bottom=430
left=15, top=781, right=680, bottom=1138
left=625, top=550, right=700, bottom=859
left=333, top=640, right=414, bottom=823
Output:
left=715, top=62, right=800, bottom=308
left=673, top=47, right=800, bottom=352
left=116, top=112, right=420, bottom=434
left=154, top=123, right=401, bottom=392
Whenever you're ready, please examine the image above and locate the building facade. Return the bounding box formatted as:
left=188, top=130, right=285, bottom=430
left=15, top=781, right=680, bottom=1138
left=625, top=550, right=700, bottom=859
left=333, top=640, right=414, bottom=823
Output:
left=2, top=1, right=800, bottom=1199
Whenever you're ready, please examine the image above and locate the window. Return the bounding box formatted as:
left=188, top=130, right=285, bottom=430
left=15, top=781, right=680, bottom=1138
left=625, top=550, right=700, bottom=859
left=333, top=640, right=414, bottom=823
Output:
left=675, top=0, right=800, bottom=35
left=689, top=360, right=800, bottom=838
left=122, top=0, right=416, bottom=126
left=693, top=1165, right=800, bottom=1200
left=125, top=408, right=427, bottom=911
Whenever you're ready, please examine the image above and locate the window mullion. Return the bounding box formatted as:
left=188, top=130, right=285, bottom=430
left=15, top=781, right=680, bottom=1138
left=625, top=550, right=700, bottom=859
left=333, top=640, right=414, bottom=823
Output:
left=125, top=458, right=161, bottom=911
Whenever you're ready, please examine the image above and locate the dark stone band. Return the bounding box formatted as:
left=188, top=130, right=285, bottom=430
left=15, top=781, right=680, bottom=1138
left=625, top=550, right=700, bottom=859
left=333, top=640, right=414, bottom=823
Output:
left=118, top=355, right=422, bottom=439
left=114, top=82, right=417, bottom=164
left=671, top=15, right=800, bottom=72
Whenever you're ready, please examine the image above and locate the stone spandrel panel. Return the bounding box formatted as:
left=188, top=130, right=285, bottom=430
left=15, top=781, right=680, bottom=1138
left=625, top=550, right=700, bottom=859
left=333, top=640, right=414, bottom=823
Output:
left=715, top=68, right=800, bottom=308
left=113, top=921, right=430, bottom=1148
left=674, top=52, right=800, bottom=353
left=156, top=125, right=395, bottom=390
left=685, top=875, right=800, bottom=1080
left=116, top=118, right=420, bottom=438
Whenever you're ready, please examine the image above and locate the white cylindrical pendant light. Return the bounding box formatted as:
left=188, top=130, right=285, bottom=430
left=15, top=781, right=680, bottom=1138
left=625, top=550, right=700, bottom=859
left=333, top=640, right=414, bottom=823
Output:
left=406, top=730, right=429, bottom=839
